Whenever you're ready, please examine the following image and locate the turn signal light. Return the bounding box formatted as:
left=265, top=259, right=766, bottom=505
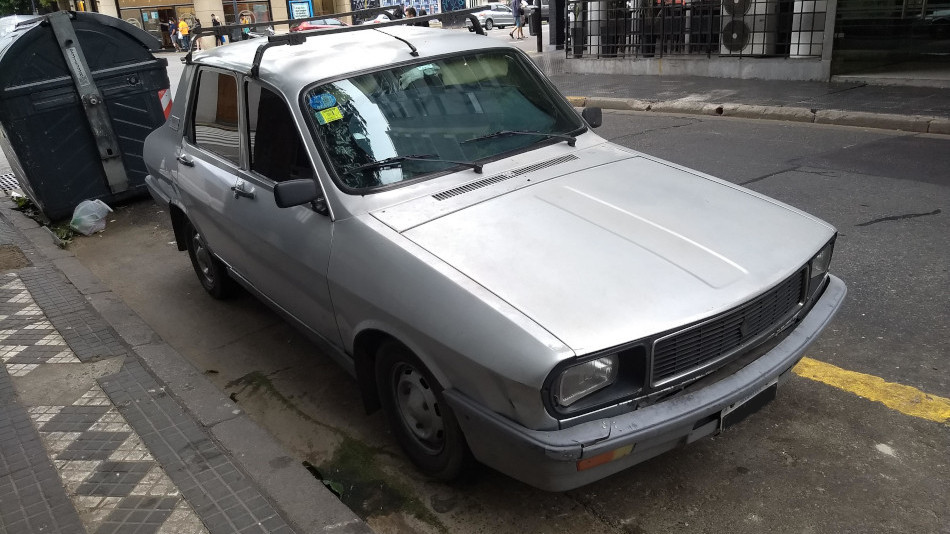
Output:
left=576, top=444, right=634, bottom=471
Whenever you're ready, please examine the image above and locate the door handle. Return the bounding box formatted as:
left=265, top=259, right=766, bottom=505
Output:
left=176, top=154, right=195, bottom=167
left=231, top=183, right=255, bottom=200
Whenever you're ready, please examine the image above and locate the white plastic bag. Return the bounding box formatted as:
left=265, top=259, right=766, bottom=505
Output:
left=69, top=199, right=113, bottom=236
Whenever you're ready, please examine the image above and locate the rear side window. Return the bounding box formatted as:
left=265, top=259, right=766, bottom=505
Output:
left=191, top=70, right=241, bottom=166
left=246, top=81, right=313, bottom=183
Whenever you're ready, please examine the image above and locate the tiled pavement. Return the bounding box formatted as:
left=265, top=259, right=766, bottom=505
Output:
left=0, top=207, right=338, bottom=532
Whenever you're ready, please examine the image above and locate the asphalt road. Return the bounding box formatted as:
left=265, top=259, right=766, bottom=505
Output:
left=63, top=102, right=950, bottom=533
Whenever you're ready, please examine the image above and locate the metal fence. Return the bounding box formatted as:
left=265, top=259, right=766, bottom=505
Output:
left=564, top=0, right=827, bottom=59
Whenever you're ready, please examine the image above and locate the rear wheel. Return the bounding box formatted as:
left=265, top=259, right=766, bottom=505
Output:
left=375, top=341, right=470, bottom=480
left=484, top=18, right=494, bottom=30
left=185, top=221, right=235, bottom=299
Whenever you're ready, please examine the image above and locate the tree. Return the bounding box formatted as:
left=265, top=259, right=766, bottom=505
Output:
left=0, top=0, right=57, bottom=16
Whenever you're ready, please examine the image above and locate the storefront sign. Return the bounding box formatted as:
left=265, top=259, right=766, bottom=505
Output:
left=289, top=0, right=312, bottom=18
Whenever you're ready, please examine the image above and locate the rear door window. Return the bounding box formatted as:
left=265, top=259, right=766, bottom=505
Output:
left=190, top=69, right=241, bottom=166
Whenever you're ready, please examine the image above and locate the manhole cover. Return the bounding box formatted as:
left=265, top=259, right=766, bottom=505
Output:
left=0, top=244, right=31, bottom=271
left=0, top=173, right=20, bottom=195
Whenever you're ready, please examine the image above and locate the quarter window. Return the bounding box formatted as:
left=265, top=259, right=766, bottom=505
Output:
left=191, top=70, right=241, bottom=166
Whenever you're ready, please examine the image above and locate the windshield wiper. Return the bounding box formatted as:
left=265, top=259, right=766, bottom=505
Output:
left=461, top=130, right=577, bottom=147
left=343, top=154, right=483, bottom=175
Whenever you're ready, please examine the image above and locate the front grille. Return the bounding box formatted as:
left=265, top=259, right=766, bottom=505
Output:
left=651, top=268, right=807, bottom=385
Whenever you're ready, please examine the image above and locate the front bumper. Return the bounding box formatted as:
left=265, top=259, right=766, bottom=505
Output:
left=445, top=274, right=847, bottom=491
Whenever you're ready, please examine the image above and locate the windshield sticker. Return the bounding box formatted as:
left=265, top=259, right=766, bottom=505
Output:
left=309, top=93, right=337, bottom=111
left=315, top=106, right=343, bottom=125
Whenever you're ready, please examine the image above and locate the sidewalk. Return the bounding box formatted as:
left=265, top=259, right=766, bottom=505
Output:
left=525, top=47, right=950, bottom=134
left=0, top=175, right=370, bottom=531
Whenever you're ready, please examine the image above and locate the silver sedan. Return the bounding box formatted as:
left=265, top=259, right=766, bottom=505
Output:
left=143, top=22, right=845, bottom=491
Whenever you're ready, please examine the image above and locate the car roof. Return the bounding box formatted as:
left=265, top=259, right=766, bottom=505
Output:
left=190, top=26, right=517, bottom=91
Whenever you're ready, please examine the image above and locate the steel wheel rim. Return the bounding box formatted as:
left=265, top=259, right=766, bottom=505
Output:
left=191, top=231, right=215, bottom=286
left=393, top=363, right=444, bottom=454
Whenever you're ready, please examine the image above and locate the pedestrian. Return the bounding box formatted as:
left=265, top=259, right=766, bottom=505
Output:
left=178, top=17, right=191, bottom=50
left=192, top=16, right=202, bottom=50
left=240, top=13, right=251, bottom=40
left=509, top=0, right=524, bottom=39
left=168, top=18, right=181, bottom=51
left=417, top=8, right=430, bottom=26
left=211, top=14, right=225, bottom=45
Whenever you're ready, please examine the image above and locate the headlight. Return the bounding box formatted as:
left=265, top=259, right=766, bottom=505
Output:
left=811, top=241, right=833, bottom=277
left=808, top=237, right=835, bottom=294
left=555, top=355, right=618, bottom=406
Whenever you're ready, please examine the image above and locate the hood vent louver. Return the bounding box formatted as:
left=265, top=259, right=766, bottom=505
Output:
left=433, top=154, right=578, bottom=201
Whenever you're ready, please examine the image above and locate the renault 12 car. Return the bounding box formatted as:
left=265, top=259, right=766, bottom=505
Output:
left=143, top=13, right=846, bottom=491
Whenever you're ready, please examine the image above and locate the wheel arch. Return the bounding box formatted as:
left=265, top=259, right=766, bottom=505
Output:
left=352, top=328, right=396, bottom=415
left=352, top=328, right=451, bottom=416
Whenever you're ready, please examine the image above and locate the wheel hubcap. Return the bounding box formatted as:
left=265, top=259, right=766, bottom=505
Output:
left=394, top=364, right=444, bottom=454
left=191, top=231, right=215, bottom=285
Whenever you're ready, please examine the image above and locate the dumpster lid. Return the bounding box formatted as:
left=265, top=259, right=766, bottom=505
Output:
left=63, top=11, right=161, bottom=51
left=0, top=11, right=159, bottom=53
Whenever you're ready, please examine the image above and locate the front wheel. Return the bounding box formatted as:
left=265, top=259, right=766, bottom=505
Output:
left=184, top=220, right=235, bottom=299
left=375, top=341, right=471, bottom=480
left=484, top=18, right=493, bottom=30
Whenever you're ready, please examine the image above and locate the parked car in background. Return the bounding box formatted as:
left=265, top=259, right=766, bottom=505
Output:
left=361, top=13, right=393, bottom=24
left=924, top=8, right=950, bottom=36
left=144, top=19, right=846, bottom=492
left=291, top=17, right=347, bottom=32
left=464, top=2, right=515, bottom=30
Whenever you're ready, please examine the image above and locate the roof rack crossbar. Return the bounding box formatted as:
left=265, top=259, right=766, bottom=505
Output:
left=184, top=5, right=396, bottom=63
left=185, top=6, right=487, bottom=71
left=279, top=8, right=487, bottom=40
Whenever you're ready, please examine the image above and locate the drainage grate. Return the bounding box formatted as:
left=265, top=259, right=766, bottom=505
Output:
left=433, top=155, right=579, bottom=201
left=0, top=173, right=20, bottom=195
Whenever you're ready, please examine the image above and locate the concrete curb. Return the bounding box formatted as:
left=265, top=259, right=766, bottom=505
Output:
left=571, top=96, right=950, bottom=135
left=0, top=201, right=372, bottom=534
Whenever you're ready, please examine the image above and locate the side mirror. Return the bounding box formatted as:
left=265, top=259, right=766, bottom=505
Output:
left=274, top=179, right=322, bottom=210
left=582, top=107, right=603, bottom=128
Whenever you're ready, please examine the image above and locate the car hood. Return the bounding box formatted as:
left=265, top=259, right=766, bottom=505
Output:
left=372, top=146, right=835, bottom=354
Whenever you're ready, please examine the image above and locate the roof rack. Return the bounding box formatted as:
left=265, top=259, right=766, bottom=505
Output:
left=184, top=6, right=487, bottom=73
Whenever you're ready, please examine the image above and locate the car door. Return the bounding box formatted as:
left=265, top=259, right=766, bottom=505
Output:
left=497, top=5, right=515, bottom=25
left=220, top=78, right=339, bottom=345
left=175, top=67, right=246, bottom=271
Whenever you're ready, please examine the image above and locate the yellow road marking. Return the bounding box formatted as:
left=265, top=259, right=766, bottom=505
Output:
left=793, top=357, right=950, bottom=424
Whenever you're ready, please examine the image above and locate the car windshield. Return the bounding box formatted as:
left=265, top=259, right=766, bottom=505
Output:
left=302, top=50, right=584, bottom=192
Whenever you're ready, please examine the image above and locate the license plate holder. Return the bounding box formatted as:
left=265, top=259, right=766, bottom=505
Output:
left=720, top=380, right=778, bottom=431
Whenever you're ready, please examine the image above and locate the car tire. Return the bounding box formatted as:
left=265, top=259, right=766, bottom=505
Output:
left=484, top=18, right=493, bottom=30
left=376, top=340, right=471, bottom=480
left=185, top=220, right=235, bottom=299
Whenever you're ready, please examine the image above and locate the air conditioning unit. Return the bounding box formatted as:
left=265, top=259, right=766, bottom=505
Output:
left=720, top=0, right=778, bottom=56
